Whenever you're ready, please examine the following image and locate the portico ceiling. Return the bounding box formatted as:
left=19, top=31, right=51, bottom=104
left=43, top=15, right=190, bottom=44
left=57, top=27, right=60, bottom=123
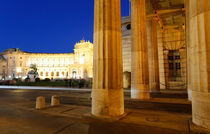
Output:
left=149, top=0, right=185, bottom=29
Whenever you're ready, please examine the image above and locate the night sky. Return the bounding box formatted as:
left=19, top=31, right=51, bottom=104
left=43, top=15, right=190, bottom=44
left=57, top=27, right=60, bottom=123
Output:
left=0, top=0, right=130, bottom=53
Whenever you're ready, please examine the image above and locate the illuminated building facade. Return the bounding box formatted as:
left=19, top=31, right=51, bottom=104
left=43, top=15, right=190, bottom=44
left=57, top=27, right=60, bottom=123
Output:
left=0, top=40, right=93, bottom=80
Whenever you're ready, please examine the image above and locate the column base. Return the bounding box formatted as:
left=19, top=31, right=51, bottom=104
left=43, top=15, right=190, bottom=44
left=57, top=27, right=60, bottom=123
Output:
left=150, top=82, right=160, bottom=93
left=91, top=88, right=124, bottom=117
left=84, top=112, right=128, bottom=122
left=192, top=91, right=210, bottom=129
left=131, top=84, right=150, bottom=99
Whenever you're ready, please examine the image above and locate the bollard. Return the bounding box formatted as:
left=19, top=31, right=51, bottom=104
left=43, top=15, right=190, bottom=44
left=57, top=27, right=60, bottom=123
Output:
left=36, top=96, right=45, bottom=109
left=51, top=95, right=60, bottom=106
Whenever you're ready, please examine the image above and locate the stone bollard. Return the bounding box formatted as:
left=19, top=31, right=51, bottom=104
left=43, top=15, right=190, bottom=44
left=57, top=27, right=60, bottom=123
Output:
left=51, top=95, right=60, bottom=106
left=36, top=96, right=45, bottom=109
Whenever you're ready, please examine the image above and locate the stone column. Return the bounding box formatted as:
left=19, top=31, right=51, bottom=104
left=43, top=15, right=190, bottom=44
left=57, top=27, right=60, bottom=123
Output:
left=185, top=0, right=192, bottom=101
left=92, top=0, right=124, bottom=117
left=147, top=18, right=160, bottom=92
left=131, top=0, right=150, bottom=99
left=189, top=0, right=210, bottom=129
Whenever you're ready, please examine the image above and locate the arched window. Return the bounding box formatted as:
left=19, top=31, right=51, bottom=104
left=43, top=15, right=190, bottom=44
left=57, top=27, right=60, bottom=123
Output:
left=46, top=72, right=49, bottom=77
left=40, top=72, right=43, bottom=76
left=56, top=72, right=59, bottom=76
left=51, top=72, right=54, bottom=77
left=62, top=72, right=65, bottom=76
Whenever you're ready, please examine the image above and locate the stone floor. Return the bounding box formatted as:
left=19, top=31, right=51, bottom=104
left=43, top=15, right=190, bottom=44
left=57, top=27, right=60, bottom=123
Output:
left=0, top=88, right=209, bottom=134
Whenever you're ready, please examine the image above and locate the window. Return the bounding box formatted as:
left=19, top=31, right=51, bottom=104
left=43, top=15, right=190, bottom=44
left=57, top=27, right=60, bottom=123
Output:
left=20, top=57, right=22, bottom=59
left=176, top=63, right=181, bottom=70
left=62, top=72, right=64, bottom=76
left=46, top=72, right=49, bottom=77
left=169, top=63, right=174, bottom=70
left=56, top=72, right=59, bottom=76
left=175, top=56, right=181, bottom=60
left=40, top=72, right=43, bottom=76
left=51, top=72, right=54, bottom=77
left=168, top=56, right=173, bottom=60
left=126, top=24, right=131, bottom=30
left=20, top=63, right=22, bottom=67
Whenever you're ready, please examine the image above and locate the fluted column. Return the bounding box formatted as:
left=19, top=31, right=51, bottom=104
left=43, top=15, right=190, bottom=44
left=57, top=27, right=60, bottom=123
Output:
left=131, top=0, right=150, bottom=99
left=188, top=0, right=210, bottom=129
left=92, top=0, right=124, bottom=117
left=147, top=18, right=160, bottom=92
left=185, top=0, right=192, bottom=101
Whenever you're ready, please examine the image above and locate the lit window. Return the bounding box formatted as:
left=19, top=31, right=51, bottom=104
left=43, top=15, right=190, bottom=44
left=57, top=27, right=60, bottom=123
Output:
left=56, top=72, right=59, bottom=76
left=51, top=72, right=54, bottom=77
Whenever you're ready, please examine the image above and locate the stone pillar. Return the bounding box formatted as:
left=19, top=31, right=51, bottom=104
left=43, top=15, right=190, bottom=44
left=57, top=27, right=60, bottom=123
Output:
left=185, top=0, right=192, bottom=101
left=147, top=18, right=160, bottom=92
left=36, top=96, right=45, bottom=109
left=51, top=95, right=60, bottom=106
left=92, top=0, right=124, bottom=117
left=189, top=0, right=210, bottom=129
left=131, top=0, right=150, bottom=99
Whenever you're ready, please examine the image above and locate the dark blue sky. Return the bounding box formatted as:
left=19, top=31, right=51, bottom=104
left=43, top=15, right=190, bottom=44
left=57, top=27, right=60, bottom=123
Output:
left=0, top=0, right=130, bottom=53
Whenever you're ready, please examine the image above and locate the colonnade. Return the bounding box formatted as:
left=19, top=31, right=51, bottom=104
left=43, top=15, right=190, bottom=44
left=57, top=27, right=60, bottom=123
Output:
left=92, top=0, right=210, bottom=129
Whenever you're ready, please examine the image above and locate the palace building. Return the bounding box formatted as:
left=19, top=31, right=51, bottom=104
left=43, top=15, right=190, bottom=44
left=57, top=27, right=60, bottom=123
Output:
left=0, top=40, right=93, bottom=80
